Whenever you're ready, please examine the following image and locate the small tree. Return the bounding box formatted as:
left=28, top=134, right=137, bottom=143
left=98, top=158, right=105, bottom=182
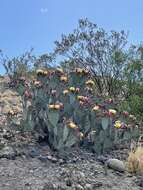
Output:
left=53, top=18, right=128, bottom=96
left=121, top=45, right=143, bottom=119
left=1, top=49, right=35, bottom=80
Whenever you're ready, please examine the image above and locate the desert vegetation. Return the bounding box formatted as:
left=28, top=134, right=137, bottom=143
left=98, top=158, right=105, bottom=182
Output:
left=0, top=19, right=143, bottom=189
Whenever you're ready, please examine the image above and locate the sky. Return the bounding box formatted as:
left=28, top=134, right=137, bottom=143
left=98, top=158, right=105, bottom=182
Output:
left=0, top=0, right=143, bottom=74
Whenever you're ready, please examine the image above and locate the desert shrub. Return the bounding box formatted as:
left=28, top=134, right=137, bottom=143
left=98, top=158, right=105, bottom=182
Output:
left=119, top=95, right=143, bottom=122
left=121, top=45, right=143, bottom=120
left=1, top=49, right=35, bottom=81
left=53, top=18, right=128, bottom=97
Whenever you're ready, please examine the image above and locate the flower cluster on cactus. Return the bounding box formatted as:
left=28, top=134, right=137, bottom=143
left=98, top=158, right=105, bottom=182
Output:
left=11, top=67, right=139, bottom=154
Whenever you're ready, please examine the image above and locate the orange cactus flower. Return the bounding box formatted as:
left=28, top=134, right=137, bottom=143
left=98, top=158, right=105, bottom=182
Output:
left=36, top=69, right=44, bottom=75
left=75, top=68, right=83, bottom=74
left=48, top=103, right=63, bottom=110
left=48, top=104, right=60, bottom=110
left=43, top=70, right=48, bottom=75
left=77, top=96, right=85, bottom=101
left=54, top=104, right=61, bottom=110
left=63, top=89, right=69, bottom=95
left=48, top=105, right=55, bottom=109
left=56, top=68, right=64, bottom=74
left=85, top=80, right=95, bottom=86
left=60, top=76, right=68, bottom=82
left=67, top=122, right=78, bottom=129
left=75, top=68, right=89, bottom=75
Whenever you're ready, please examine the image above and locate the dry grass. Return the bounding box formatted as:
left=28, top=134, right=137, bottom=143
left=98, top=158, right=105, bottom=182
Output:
left=126, top=137, right=143, bottom=174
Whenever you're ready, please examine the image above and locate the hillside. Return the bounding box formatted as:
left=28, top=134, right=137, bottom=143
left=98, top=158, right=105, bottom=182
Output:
left=0, top=76, right=142, bottom=190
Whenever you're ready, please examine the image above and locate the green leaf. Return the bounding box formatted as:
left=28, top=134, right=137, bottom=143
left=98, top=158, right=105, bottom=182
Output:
left=69, top=94, right=75, bottom=104
left=65, top=132, right=77, bottom=148
left=101, top=117, right=109, bottom=130
left=48, top=110, right=59, bottom=127
left=54, top=125, right=58, bottom=136
left=103, top=137, right=113, bottom=151
left=63, top=125, right=70, bottom=143
left=99, top=130, right=106, bottom=143
left=84, top=114, right=91, bottom=133
left=93, top=139, right=103, bottom=155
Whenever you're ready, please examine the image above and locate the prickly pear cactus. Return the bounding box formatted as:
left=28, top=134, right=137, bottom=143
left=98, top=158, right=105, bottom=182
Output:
left=13, top=67, right=139, bottom=153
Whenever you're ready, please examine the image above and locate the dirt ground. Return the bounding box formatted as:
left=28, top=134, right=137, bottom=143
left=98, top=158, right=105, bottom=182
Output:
left=0, top=144, right=142, bottom=190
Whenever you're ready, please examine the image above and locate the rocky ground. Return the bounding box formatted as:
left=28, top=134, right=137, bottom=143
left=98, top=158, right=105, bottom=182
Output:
left=0, top=76, right=143, bottom=190
left=0, top=146, right=142, bottom=190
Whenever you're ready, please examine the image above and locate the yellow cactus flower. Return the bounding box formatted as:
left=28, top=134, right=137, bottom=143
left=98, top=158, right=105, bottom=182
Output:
left=63, top=90, right=69, bottom=95
left=75, top=68, right=89, bottom=75
left=48, top=104, right=55, bottom=109
left=34, top=80, right=42, bottom=88
left=85, top=87, right=93, bottom=92
left=54, top=104, right=61, bottom=110
left=109, top=109, right=117, bottom=115
left=48, top=103, right=62, bottom=110
left=82, top=69, right=89, bottom=74
left=68, top=122, right=78, bottom=129
left=85, top=80, right=95, bottom=86
left=75, top=68, right=83, bottom=74
left=60, top=76, right=68, bottom=82
left=79, top=132, right=84, bottom=138
left=36, top=69, right=44, bottom=75
left=69, top=87, right=76, bottom=92
left=56, top=68, right=64, bottom=74
left=43, top=70, right=48, bottom=75
left=114, top=120, right=122, bottom=128
left=77, top=96, right=85, bottom=101
left=92, top=105, right=100, bottom=111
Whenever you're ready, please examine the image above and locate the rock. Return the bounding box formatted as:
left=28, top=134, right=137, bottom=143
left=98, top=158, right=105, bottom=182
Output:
left=78, top=171, right=85, bottom=178
left=85, top=183, right=93, bottom=190
left=106, top=158, right=125, bottom=172
left=38, top=155, right=58, bottom=163
left=28, top=148, right=40, bottom=158
left=75, top=184, right=84, bottom=190
left=92, top=181, right=103, bottom=188
left=97, top=155, right=108, bottom=164
left=38, top=155, right=48, bottom=162
left=50, top=157, right=58, bottom=163
left=135, top=176, right=143, bottom=187
left=0, top=146, right=16, bottom=159
left=42, top=183, right=57, bottom=190
left=58, top=158, right=65, bottom=165
left=65, top=177, right=72, bottom=186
